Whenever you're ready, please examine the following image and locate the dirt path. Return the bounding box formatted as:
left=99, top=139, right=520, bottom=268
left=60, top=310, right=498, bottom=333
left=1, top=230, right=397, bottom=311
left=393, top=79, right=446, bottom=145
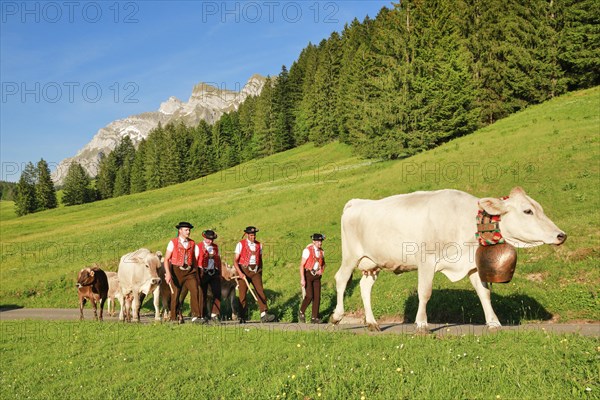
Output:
left=1, top=307, right=598, bottom=337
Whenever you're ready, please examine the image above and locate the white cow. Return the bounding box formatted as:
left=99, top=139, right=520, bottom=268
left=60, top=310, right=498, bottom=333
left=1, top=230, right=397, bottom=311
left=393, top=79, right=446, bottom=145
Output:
left=117, top=248, right=162, bottom=322
left=331, top=187, right=566, bottom=332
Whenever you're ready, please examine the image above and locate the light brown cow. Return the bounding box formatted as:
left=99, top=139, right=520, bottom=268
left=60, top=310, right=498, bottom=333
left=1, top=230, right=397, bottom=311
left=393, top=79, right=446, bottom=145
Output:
left=117, top=248, right=162, bottom=322
left=105, top=271, right=124, bottom=317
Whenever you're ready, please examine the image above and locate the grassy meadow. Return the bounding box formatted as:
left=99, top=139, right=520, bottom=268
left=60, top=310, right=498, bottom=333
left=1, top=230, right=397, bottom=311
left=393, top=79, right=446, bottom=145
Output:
left=0, top=321, right=598, bottom=399
left=0, top=87, right=599, bottom=325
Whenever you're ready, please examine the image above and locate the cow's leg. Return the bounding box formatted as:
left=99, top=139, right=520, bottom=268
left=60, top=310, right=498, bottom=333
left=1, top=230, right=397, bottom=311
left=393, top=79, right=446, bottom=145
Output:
left=132, top=293, right=140, bottom=322
left=92, top=298, right=98, bottom=321
left=99, top=297, right=106, bottom=321
left=107, top=297, right=113, bottom=316
left=79, top=298, right=85, bottom=320
left=468, top=270, right=501, bottom=329
left=116, top=294, right=124, bottom=321
left=152, top=286, right=161, bottom=321
left=415, top=264, right=435, bottom=333
left=331, top=259, right=358, bottom=324
left=360, top=270, right=380, bottom=331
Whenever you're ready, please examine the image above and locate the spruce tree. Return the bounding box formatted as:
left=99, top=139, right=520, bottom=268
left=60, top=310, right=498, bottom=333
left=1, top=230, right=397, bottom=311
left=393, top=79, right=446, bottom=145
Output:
left=14, top=162, right=37, bottom=216
left=130, top=139, right=147, bottom=193
left=272, top=65, right=295, bottom=152
left=62, top=162, right=92, bottom=206
left=35, top=158, right=57, bottom=210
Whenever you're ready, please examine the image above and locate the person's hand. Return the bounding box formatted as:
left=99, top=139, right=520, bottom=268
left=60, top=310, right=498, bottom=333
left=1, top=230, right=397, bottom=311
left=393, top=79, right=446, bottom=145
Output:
left=300, top=278, right=305, bottom=287
left=165, top=273, right=173, bottom=285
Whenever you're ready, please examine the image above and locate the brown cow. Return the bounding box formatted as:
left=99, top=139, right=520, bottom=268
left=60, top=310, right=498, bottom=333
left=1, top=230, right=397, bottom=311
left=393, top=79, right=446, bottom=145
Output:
left=77, top=267, right=109, bottom=321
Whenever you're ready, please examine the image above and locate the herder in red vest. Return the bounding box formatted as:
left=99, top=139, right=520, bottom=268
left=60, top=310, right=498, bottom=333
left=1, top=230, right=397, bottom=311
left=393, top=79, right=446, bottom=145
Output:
left=163, top=221, right=202, bottom=324
left=299, top=233, right=326, bottom=323
left=233, top=226, right=276, bottom=323
left=196, top=229, right=222, bottom=324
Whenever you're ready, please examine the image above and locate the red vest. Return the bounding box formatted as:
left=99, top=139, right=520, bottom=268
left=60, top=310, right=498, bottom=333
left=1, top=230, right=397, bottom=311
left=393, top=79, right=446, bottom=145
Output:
left=198, top=242, right=221, bottom=270
left=170, top=238, right=196, bottom=267
left=238, top=239, right=262, bottom=266
left=303, top=245, right=325, bottom=272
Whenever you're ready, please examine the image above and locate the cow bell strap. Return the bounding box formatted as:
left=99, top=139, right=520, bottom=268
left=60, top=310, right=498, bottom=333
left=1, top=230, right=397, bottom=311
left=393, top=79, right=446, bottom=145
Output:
left=475, top=196, right=509, bottom=246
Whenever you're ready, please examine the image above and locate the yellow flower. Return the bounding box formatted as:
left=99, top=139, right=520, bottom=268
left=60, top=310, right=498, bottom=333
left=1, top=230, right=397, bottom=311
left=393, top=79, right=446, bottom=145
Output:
left=291, top=375, right=296, bottom=380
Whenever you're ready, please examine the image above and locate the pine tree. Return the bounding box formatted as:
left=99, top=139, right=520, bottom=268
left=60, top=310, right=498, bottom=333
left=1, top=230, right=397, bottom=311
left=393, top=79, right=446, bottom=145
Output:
left=35, top=158, right=57, bottom=210
left=96, top=152, right=117, bottom=199
left=130, top=139, right=147, bottom=193
left=557, top=0, right=600, bottom=89
left=272, top=65, right=295, bottom=152
left=236, top=96, right=257, bottom=162
left=251, top=77, right=276, bottom=157
left=190, top=120, right=216, bottom=178
left=14, top=162, right=37, bottom=216
left=145, top=123, right=165, bottom=190
left=310, top=33, right=342, bottom=146
left=293, top=44, right=320, bottom=145
left=62, top=162, right=92, bottom=206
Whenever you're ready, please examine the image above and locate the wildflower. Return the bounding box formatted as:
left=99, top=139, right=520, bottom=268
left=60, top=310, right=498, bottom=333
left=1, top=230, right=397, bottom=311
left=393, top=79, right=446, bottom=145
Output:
left=297, top=344, right=301, bottom=348
left=585, top=388, right=592, bottom=392
left=291, top=375, right=296, bottom=379
left=396, top=368, right=401, bottom=372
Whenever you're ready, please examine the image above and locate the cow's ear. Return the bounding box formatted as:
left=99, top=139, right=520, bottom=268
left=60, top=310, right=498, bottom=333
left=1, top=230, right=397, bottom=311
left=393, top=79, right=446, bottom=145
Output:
left=479, top=197, right=508, bottom=215
left=90, top=270, right=95, bottom=277
left=509, top=186, right=526, bottom=197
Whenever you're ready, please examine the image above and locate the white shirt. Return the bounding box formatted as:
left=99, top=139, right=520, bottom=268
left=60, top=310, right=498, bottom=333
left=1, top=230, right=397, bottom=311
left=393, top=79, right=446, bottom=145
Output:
left=302, top=245, right=324, bottom=271
left=235, top=239, right=261, bottom=265
left=166, top=237, right=191, bottom=252
left=196, top=241, right=215, bottom=270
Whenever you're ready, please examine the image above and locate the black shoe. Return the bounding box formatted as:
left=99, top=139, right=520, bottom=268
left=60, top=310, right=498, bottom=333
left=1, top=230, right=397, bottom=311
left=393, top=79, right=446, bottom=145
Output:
left=191, top=317, right=206, bottom=324
left=298, top=312, right=306, bottom=323
left=260, top=313, right=276, bottom=323
left=239, top=318, right=247, bottom=324
left=310, top=318, right=322, bottom=324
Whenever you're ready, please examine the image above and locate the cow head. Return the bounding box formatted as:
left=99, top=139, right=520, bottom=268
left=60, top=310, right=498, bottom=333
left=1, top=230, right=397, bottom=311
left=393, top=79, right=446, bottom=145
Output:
left=478, top=187, right=567, bottom=248
left=77, top=268, right=95, bottom=288
left=221, top=262, right=239, bottom=281
left=145, top=252, right=162, bottom=286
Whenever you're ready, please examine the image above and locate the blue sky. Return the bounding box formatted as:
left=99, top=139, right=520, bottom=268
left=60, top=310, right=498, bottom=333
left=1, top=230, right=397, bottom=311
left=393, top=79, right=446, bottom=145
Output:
left=0, top=0, right=393, bottom=181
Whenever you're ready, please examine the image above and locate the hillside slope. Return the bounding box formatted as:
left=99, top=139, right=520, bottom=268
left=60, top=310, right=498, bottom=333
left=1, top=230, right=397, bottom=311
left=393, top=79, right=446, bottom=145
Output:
left=1, top=87, right=598, bottom=323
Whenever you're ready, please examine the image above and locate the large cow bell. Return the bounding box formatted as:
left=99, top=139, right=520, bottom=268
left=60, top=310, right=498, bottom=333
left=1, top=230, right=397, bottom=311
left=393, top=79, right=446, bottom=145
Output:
left=476, top=243, right=517, bottom=283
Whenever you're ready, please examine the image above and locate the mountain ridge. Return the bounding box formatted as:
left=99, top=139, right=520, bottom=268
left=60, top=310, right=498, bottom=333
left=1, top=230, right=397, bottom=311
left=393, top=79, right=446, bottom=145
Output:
left=52, top=74, right=266, bottom=184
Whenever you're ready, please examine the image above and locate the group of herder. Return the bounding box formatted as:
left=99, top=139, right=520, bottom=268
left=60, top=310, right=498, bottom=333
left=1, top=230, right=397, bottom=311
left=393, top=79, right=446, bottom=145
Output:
left=163, top=222, right=326, bottom=324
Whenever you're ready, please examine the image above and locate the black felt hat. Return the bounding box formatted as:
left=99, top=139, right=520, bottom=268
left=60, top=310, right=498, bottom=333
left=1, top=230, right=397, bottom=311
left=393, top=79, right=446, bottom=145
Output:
left=175, top=221, right=194, bottom=229
left=311, top=233, right=325, bottom=241
left=244, top=226, right=259, bottom=234
left=202, top=230, right=217, bottom=240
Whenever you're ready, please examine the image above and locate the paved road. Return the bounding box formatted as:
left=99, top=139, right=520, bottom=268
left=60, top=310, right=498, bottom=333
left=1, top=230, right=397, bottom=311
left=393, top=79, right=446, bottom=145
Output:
left=1, top=308, right=598, bottom=337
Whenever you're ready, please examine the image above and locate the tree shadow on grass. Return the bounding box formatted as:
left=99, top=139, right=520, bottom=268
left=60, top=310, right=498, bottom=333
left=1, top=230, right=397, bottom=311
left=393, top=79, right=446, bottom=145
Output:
left=403, top=289, right=553, bottom=325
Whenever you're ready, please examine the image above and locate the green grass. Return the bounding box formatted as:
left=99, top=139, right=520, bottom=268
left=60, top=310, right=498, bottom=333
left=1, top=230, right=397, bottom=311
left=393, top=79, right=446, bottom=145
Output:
left=0, top=201, right=16, bottom=222
left=0, top=321, right=598, bottom=399
left=0, top=87, right=599, bottom=324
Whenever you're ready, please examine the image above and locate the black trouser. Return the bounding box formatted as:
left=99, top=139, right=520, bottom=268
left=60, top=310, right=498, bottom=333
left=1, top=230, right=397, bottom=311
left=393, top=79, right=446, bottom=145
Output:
left=300, top=270, right=321, bottom=319
left=199, top=269, right=221, bottom=318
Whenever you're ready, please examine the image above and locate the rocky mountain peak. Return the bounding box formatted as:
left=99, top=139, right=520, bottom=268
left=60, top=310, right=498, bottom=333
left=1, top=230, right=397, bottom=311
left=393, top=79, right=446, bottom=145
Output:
left=52, top=74, right=266, bottom=184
